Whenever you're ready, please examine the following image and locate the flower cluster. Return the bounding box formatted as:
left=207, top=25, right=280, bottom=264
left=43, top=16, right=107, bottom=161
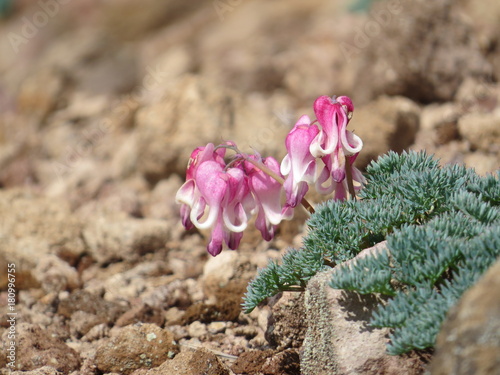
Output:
left=176, top=95, right=365, bottom=256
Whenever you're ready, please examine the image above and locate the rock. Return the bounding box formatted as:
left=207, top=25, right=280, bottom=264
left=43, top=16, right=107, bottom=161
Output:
left=202, top=251, right=257, bottom=303
left=207, top=322, right=227, bottom=335
left=463, top=152, right=499, bottom=176
left=351, top=96, right=420, bottom=168
left=8, top=367, right=62, bottom=375
left=95, top=323, right=179, bottom=375
left=136, top=45, right=195, bottom=104
left=231, top=348, right=300, bottom=375
left=17, top=67, right=67, bottom=122
left=0, top=189, right=85, bottom=289
left=100, top=0, right=205, bottom=41
left=75, top=178, right=145, bottom=219
left=202, top=251, right=240, bottom=292
left=82, top=215, right=169, bottom=264
left=71, top=44, right=138, bottom=96
left=81, top=323, right=110, bottom=342
left=231, top=350, right=275, bottom=375
left=0, top=323, right=80, bottom=373
left=430, top=258, right=500, bottom=375
left=416, top=103, right=461, bottom=148
left=188, top=321, right=208, bottom=338
left=131, top=348, right=230, bottom=375
left=142, top=279, right=195, bottom=311
left=458, top=109, right=500, bottom=154
left=458, top=0, right=500, bottom=55
left=69, top=310, right=105, bottom=338
left=198, top=0, right=327, bottom=94
left=301, top=242, right=425, bottom=375
left=351, top=0, right=492, bottom=103
left=134, top=75, right=289, bottom=182
left=57, top=290, right=127, bottom=332
left=177, top=299, right=241, bottom=326
left=454, top=77, right=498, bottom=115
left=265, top=293, right=306, bottom=351
left=142, top=175, right=184, bottom=220
left=261, top=349, right=301, bottom=375
left=115, top=303, right=166, bottom=328
left=34, top=254, right=80, bottom=293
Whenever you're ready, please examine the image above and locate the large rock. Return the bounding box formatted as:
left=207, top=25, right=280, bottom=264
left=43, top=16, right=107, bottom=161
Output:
left=0, top=189, right=85, bottom=290
left=265, top=293, right=306, bottom=351
left=350, top=96, right=420, bottom=168
left=350, top=0, right=492, bottom=103
left=57, top=290, right=127, bottom=336
left=430, top=258, right=500, bottom=375
left=95, top=323, right=179, bottom=375
left=301, top=242, right=425, bottom=375
left=134, top=75, right=290, bottom=182
left=198, top=0, right=328, bottom=95
left=0, top=323, right=80, bottom=373
left=82, top=215, right=169, bottom=264
left=131, top=348, right=230, bottom=375
left=458, top=108, right=500, bottom=154
left=17, top=67, right=67, bottom=123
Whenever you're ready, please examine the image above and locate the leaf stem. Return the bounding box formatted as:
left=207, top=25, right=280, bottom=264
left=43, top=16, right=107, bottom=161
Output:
left=345, top=156, right=357, bottom=200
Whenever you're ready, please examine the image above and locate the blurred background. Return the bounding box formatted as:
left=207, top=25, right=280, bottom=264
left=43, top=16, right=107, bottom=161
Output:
left=0, top=0, right=498, bottom=198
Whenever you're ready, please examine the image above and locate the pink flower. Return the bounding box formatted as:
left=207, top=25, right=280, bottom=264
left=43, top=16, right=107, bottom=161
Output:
left=176, top=143, right=289, bottom=256
left=311, top=95, right=363, bottom=182
left=176, top=94, right=366, bottom=255
left=199, top=163, right=253, bottom=256
left=175, top=143, right=226, bottom=230
left=281, top=95, right=364, bottom=203
left=280, top=115, right=320, bottom=208
left=246, top=156, right=285, bottom=241
left=176, top=143, right=254, bottom=255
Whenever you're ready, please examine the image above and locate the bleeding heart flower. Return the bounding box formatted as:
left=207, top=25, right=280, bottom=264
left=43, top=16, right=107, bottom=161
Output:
left=311, top=95, right=363, bottom=183
left=176, top=143, right=226, bottom=230
left=246, top=155, right=285, bottom=241
left=176, top=94, right=366, bottom=256
left=281, top=95, right=364, bottom=203
left=280, top=115, right=320, bottom=208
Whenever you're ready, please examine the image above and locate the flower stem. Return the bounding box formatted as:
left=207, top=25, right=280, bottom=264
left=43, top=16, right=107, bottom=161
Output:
left=345, top=156, right=356, bottom=200
left=300, top=197, right=315, bottom=214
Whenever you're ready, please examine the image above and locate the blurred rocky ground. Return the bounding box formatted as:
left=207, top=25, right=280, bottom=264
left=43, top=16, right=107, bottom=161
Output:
left=0, top=0, right=498, bottom=374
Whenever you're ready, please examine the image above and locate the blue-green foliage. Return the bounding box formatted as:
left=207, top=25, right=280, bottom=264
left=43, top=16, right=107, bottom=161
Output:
left=243, top=151, right=500, bottom=355
left=348, top=0, right=381, bottom=13
left=0, top=0, right=12, bottom=17
left=330, top=153, right=500, bottom=355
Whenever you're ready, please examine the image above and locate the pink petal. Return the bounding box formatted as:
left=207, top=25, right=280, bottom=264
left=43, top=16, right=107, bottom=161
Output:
left=337, top=95, right=354, bottom=115
left=249, top=157, right=283, bottom=224
left=191, top=161, right=227, bottom=229
left=179, top=204, right=193, bottom=230
left=207, top=214, right=227, bottom=256
left=281, top=118, right=320, bottom=207
left=312, top=96, right=342, bottom=156
left=175, top=179, right=196, bottom=206
left=223, top=167, right=252, bottom=232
